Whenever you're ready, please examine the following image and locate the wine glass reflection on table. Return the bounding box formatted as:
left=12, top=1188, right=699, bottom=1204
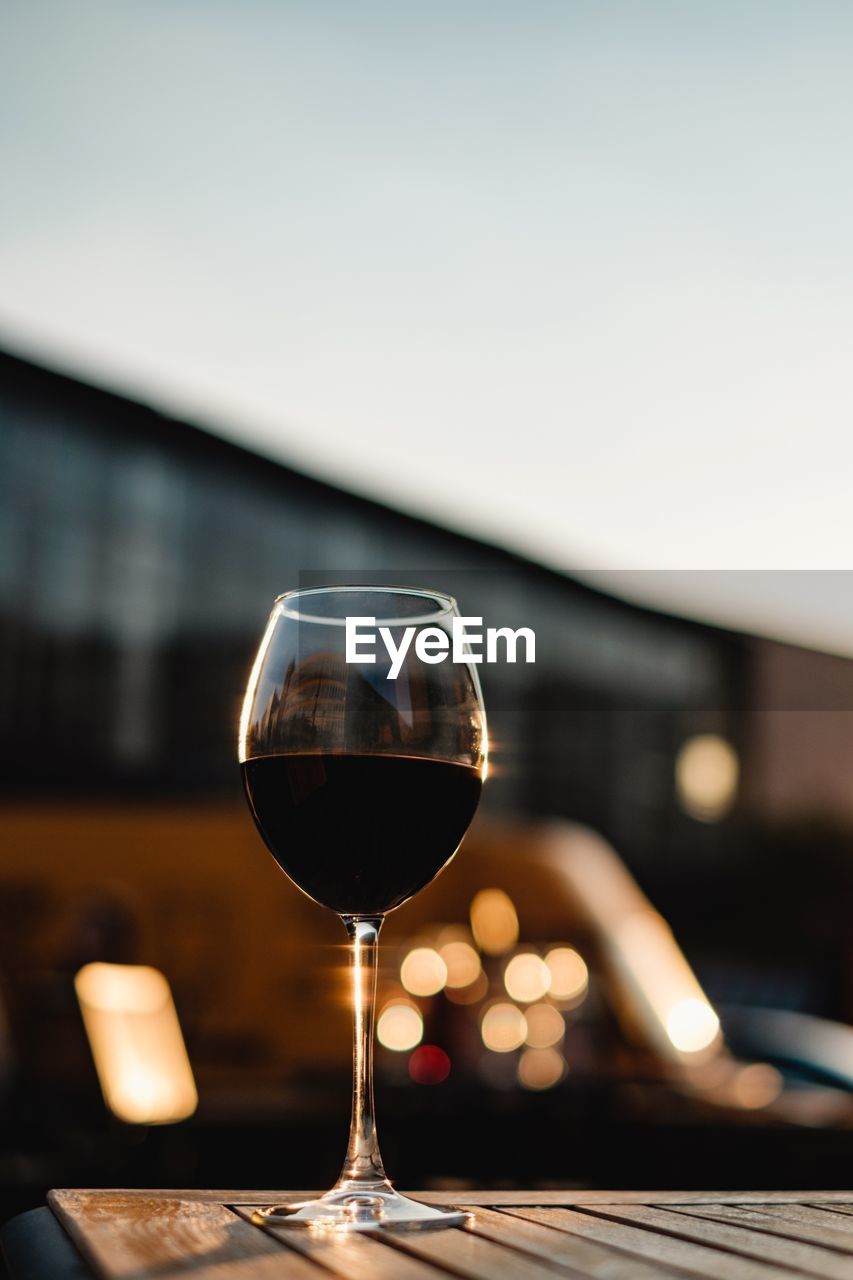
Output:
left=238, top=587, right=487, bottom=1231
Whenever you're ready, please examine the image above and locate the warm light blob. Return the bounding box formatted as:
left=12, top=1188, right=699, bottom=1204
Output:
left=731, top=1063, right=783, bottom=1109
left=74, top=963, right=198, bottom=1125
left=481, top=1002, right=527, bottom=1052
left=518, top=1047, right=565, bottom=1090
left=445, top=970, right=489, bottom=1005
left=545, top=947, right=589, bottom=1001
left=504, top=953, right=550, bottom=1003
left=524, top=1002, right=565, bottom=1048
left=675, top=734, right=739, bottom=821
left=470, top=889, right=519, bottom=955
left=439, top=940, right=482, bottom=989
left=400, top=948, right=447, bottom=997
left=612, top=910, right=722, bottom=1058
left=665, top=997, right=721, bottom=1053
left=377, top=1002, right=423, bottom=1052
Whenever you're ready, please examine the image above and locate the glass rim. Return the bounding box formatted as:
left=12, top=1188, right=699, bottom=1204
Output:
left=274, top=584, right=459, bottom=626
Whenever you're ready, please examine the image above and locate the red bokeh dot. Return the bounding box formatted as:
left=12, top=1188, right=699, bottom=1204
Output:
left=408, top=1045, right=451, bottom=1085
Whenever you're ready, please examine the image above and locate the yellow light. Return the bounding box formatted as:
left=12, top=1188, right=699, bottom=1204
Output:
left=75, top=962, right=170, bottom=1014
left=545, top=947, right=589, bottom=1002
left=377, top=1002, right=423, bottom=1052
left=470, top=889, right=519, bottom=955
left=400, top=948, right=447, bottom=997
left=675, top=734, right=739, bottom=822
left=445, top=970, right=489, bottom=1005
left=481, top=1002, right=527, bottom=1052
left=731, top=1063, right=783, bottom=1109
left=611, top=910, right=722, bottom=1060
left=524, top=1003, right=565, bottom=1048
left=518, top=1047, right=565, bottom=1090
left=665, top=997, right=720, bottom=1053
left=504, top=953, right=550, bottom=1003
left=74, top=963, right=197, bottom=1125
left=440, top=941, right=482, bottom=989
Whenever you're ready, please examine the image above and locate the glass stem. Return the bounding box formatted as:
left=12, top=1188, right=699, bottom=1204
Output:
left=337, top=915, right=390, bottom=1189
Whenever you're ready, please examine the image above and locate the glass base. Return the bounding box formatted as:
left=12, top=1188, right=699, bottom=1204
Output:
left=252, top=1184, right=471, bottom=1233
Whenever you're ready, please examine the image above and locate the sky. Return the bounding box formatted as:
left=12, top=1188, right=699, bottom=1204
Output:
left=2, top=2, right=853, bottom=648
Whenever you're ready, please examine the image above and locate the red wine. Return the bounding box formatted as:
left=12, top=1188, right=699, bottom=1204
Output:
left=242, top=753, right=483, bottom=915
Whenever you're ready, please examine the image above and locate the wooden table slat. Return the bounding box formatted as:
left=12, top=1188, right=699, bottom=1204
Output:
left=469, top=1206, right=692, bottom=1279
left=592, top=1204, right=851, bottom=1279
left=663, top=1204, right=853, bottom=1253
left=48, top=1191, right=322, bottom=1280
left=378, top=1223, right=581, bottom=1280
left=506, top=1206, right=810, bottom=1280
left=807, top=1204, right=853, bottom=1220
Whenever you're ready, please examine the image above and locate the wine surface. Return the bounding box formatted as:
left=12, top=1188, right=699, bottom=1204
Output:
left=242, top=752, right=482, bottom=915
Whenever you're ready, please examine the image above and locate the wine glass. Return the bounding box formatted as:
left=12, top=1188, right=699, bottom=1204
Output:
left=238, top=586, right=487, bottom=1231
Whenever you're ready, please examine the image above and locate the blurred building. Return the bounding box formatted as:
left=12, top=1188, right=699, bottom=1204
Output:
left=0, top=348, right=741, bottom=826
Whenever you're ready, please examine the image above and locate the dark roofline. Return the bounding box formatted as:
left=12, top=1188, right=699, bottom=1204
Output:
left=0, top=342, right=738, bottom=647
left=1, top=343, right=504, bottom=552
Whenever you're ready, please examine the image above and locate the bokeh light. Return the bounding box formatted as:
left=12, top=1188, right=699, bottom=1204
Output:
left=409, top=1044, right=451, bottom=1084
left=675, top=734, right=739, bottom=822
left=481, top=1002, right=527, bottom=1052
left=440, top=940, right=482, bottom=989
left=75, top=962, right=170, bottom=1014
left=400, top=947, right=447, bottom=997
left=518, top=1047, right=566, bottom=1090
left=731, top=1063, right=783, bottom=1109
left=377, top=1001, right=423, bottom=1052
left=545, top=947, right=589, bottom=1002
left=504, top=953, right=550, bottom=1003
left=666, top=997, right=721, bottom=1053
left=74, top=963, right=197, bottom=1125
left=470, top=889, right=519, bottom=955
left=445, top=970, right=489, bottom=1005
left=524, top=1002, right=565, bottom=1048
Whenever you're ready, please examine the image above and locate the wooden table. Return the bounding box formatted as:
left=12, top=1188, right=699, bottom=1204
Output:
left=9, top=1189, right=853, bottom=1279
